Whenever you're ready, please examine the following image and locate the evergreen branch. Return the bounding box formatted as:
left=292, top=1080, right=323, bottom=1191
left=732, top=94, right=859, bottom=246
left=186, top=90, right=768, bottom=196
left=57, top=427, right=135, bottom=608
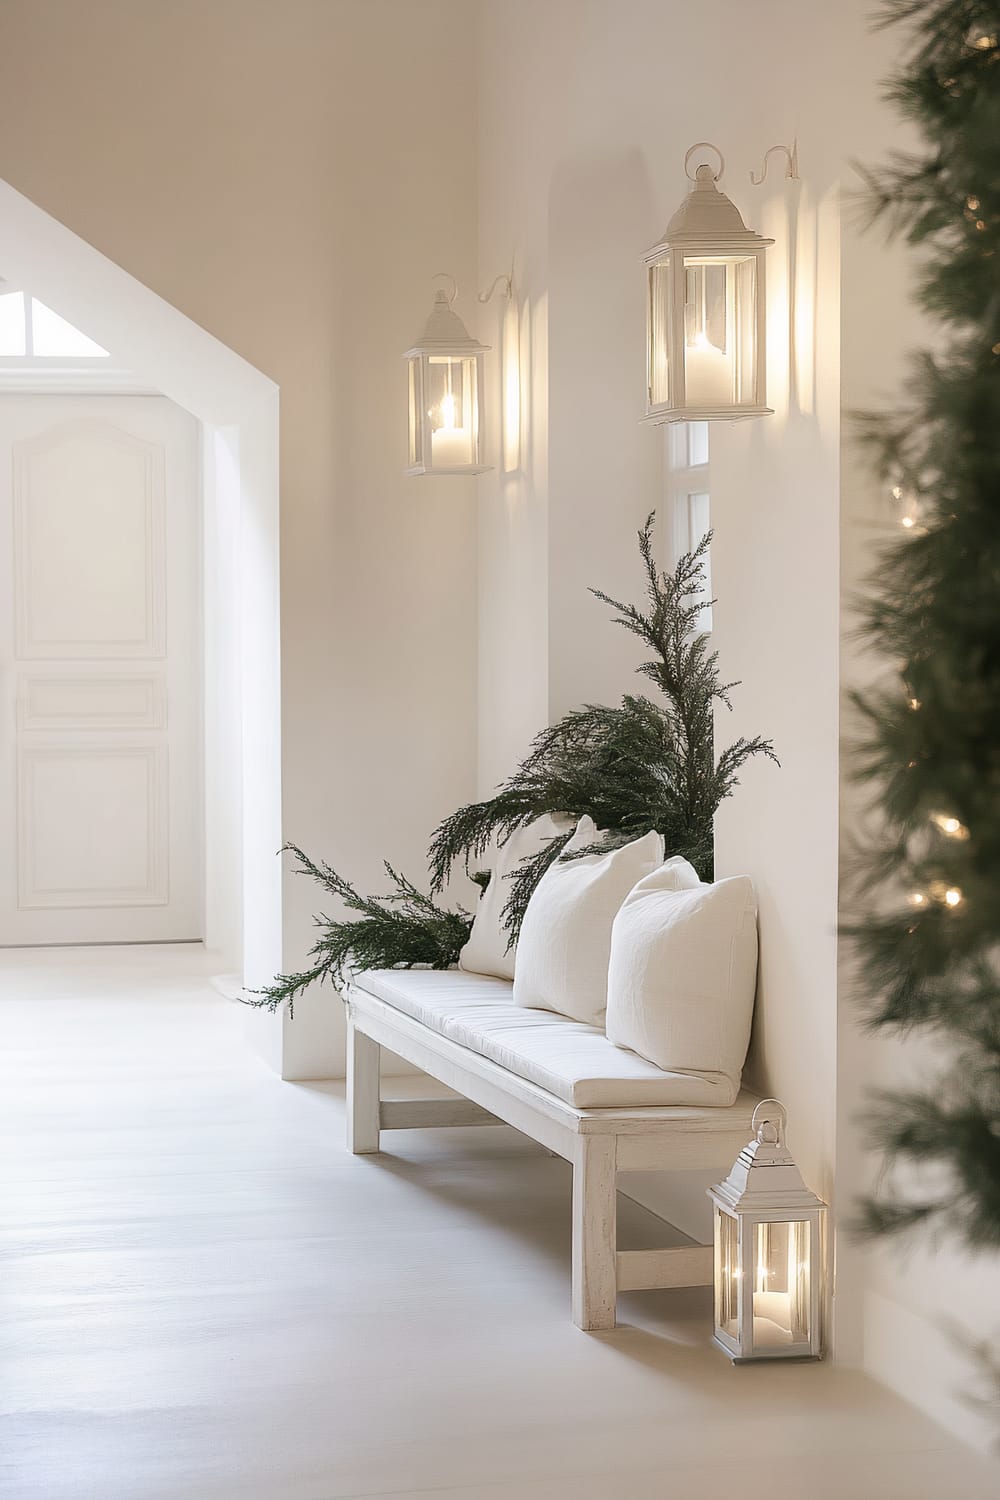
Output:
left=428, top=515, right=775, bottom=924
left=856, top=1075, right=1000, bottom=1248
left=267, top=514, right=776, bottom=1015
left=245, top=845, right=472, bottom=1016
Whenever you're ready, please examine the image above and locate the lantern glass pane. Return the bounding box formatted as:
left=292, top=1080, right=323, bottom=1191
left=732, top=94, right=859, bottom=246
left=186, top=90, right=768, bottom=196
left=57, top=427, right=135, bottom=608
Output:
left=751, top=1219, right=811, bottom=1352
left=648, top=258, right=671, bottom=410
left=408, top=357, right=424, bottom=469
left=714, top=1208, right=740, bottom=1342
left=733, top=256, right=758, bottom=405
left=426, top=355, right=477, bottom=469
left=681, top=255, right=757, bottom=409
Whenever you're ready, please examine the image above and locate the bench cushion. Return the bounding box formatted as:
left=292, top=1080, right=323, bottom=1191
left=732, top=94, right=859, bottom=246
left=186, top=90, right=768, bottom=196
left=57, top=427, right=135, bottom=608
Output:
left=353, top=969, right=737, bottom=1109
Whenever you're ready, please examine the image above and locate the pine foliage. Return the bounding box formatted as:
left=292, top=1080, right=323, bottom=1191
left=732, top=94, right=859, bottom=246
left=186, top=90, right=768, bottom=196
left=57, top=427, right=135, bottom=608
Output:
left=246, top=845, right=472, bottom=1016
left=848, top=1, right=1000, bottom=1247
left=428, top=515, right=777, bottom=934
left=251, top=514, right=775, bottom=1014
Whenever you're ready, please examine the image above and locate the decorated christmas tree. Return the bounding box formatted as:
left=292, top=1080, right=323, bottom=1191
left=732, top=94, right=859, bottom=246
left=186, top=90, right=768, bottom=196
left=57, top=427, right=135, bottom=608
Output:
left=849, top=0, right=1000, bottom=1249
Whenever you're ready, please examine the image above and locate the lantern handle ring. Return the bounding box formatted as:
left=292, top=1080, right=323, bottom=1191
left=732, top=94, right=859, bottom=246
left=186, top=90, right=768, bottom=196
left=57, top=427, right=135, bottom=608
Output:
left=431, top=272, right=459, bottom=305
left=684, top=142, right=725, bottom=183
left=751, top=1098, right=787, bottom=1146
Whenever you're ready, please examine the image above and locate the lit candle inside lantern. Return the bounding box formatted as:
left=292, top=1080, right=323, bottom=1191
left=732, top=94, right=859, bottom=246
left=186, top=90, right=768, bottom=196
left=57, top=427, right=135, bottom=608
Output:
left=430, top=391, right=471, bottom=468
left=685, top=330, right=732, bottom=406
left=752, top=1291, right=793, bottom=1345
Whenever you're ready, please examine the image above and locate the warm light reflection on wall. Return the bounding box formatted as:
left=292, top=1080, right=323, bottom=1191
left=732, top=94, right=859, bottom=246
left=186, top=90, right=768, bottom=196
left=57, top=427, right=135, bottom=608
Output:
left=764, top=196, right=790, bottom=422
left=792, top=184, right=817, bottom=417
left=501, top=293, right=521, bottom=474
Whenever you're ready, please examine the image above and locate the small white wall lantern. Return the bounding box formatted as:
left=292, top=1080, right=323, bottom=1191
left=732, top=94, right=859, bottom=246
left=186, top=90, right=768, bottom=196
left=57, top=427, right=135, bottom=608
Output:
left=643, top=144, right=773, bottom=424
left=708, top=1099, right=826, bottom=1362
left=404, top=276, right=491, bottom=476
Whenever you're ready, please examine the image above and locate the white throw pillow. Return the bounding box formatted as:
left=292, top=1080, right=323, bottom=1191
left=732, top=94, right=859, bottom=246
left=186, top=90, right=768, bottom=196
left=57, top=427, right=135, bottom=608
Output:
left=512, top=817, right=665, bottom=1026
left=606, top=868, right=758, bottom=1102
left=459, top=814, right=573, bottom=980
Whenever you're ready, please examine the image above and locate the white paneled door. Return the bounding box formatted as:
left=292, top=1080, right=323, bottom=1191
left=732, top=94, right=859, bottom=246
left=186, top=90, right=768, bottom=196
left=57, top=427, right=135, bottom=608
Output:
left=0, top=396, right=202, bottom=945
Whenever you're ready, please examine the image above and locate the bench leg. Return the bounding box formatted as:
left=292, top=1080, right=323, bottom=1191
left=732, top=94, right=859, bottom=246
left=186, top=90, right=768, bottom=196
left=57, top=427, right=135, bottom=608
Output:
left=346, top=1021, right=381, bottom=1155
left=572, top=1134, right=617, bottom=1331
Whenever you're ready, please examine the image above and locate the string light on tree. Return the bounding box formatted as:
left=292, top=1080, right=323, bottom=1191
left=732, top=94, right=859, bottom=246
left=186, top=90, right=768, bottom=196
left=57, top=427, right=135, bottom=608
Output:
left=907, top=885, right=963, bottom=911
left=890, top=480, right=922, bottom=530
left=930, top=811, right=969, bottom=840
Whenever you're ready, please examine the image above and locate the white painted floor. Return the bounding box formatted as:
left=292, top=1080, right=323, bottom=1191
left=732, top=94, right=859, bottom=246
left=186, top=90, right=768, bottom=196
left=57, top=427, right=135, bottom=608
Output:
left=2, top=945, right=998, bottom=1500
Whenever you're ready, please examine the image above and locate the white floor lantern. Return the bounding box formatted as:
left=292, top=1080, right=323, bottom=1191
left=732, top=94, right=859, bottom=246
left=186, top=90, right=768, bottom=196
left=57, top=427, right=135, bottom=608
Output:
left=708, top=1099, right=825, bottom=1362
left=404, top=278, right=491, bottom=476
left=643, top=143, right=773, bottom=424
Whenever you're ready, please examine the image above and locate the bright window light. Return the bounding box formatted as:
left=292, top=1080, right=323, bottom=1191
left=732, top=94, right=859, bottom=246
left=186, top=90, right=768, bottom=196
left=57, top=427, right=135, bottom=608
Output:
left=30, top=299, right=109, bottom=357
left=0, top=291, right=27, bottom=355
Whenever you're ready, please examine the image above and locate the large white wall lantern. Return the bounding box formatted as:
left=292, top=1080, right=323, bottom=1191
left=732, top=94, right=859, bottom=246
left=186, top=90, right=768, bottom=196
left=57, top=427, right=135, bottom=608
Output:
left=643, top=144, right=773, bottom=424
left=708, top=1100, right=826, bottom=1362
left=405, top=276, right=490, bottom=476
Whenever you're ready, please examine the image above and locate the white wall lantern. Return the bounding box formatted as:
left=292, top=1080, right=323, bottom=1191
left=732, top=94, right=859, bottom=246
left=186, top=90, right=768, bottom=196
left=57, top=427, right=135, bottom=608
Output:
left=708, top=1099, right=826, bottom=1362
left=405, top=277, right=490, bottom=476
left=643, top=144, right=773, bottom=424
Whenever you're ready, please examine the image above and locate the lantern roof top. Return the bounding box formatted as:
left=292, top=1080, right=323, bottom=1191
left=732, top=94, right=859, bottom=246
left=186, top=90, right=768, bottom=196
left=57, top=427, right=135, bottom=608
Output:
left=405, top=290, right=491, bottom=357
left=709, top=1101, right=826, bottom=1216
left=646, top=165, right=774, bottom=257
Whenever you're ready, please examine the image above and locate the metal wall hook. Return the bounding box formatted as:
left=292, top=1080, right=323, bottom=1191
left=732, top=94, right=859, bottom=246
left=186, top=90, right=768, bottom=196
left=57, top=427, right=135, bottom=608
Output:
left=478, top=270, right=513, bottom=305
left=750, top=141, right=799, bottom=186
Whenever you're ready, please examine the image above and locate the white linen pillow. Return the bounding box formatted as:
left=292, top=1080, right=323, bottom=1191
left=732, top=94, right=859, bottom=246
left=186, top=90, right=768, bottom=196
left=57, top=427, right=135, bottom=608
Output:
left=512, top=817, right=665, bottom=1026
left=605, top=869, right=758, bottom=1103
left=459, top=814, right=573, bottom=980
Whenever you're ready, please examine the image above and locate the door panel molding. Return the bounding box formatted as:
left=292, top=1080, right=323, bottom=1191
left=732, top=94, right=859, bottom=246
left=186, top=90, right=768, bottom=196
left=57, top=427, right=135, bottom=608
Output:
left=17, top=742, right=169, bottom=909
left=13, top=419, right=166, bottom=660
left=18, top=671, right=167, bottom=731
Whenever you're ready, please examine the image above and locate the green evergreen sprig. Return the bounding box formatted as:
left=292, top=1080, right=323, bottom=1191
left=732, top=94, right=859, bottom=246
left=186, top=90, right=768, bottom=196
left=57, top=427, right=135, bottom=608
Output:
left=848, top=0, right=1000, bottom=1247
left=252, top=514, right=776, bottom=1012
left=428, top=516, right=777, bottom=933
left=245, top=845, right=473, bottom=1016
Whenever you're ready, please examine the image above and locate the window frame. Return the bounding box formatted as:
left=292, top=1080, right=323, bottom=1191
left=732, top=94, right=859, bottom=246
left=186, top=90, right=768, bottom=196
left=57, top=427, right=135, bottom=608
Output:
left=0, top=287, right=144, bottom=392
left=663, top=421, right=712, bottom=633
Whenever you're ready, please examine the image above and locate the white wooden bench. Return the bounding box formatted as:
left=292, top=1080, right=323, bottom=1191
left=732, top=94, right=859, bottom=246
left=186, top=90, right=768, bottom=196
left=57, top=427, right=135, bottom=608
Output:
left=345, top=977, right=759, bottom=1331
